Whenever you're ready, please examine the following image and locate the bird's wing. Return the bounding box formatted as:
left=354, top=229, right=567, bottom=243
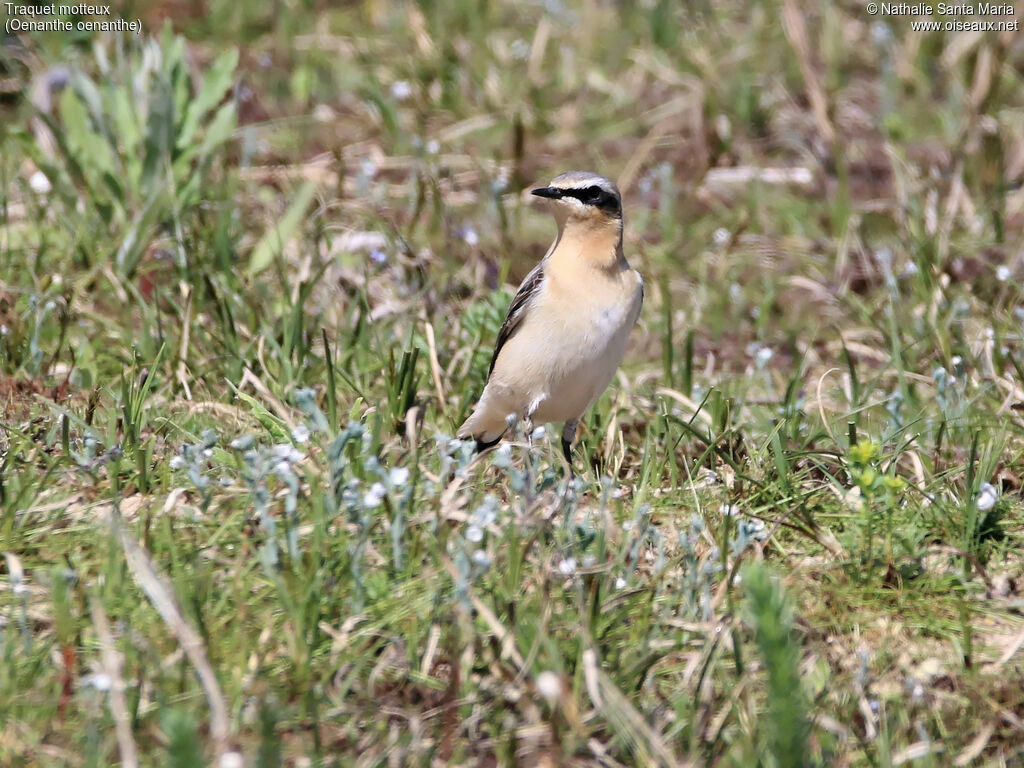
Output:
left=487, top=262, right=545, bottom=378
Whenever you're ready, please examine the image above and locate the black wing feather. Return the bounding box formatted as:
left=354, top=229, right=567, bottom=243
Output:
left=487, top=262, right=545, bottom=378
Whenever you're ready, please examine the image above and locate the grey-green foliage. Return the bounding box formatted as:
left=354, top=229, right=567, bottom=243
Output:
left=33, top=29, right=237, bottom=277
left=743, top=560, right=811, bottom=768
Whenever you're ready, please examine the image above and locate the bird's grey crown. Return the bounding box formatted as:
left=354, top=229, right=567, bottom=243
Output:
left=548, top=170, right=620, bottom=202
left=537, top=170, right=622, bottom=217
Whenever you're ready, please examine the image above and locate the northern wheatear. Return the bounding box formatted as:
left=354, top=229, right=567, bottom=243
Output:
left=458, top=170, right=643, bottom=467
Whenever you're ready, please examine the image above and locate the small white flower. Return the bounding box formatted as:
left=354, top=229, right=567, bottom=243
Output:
left=714, top=113, right=731, bottom=141
left=871, top=20, right=893, bottom=45
left=557, top=557, right=577, bottom=576
left=390, top=80, right=412, bottom=100
left=363, top=482, right=387, bottom=508
left=531, top=426, right=546, bottom=442
left=219, top=752, right=245, bottom=768
left=997, top=265, right=1011, bottom=282
left=902, top=261, right=919, bottom=277
left=51, top=274, right=63, bottom=287
left=337, top=231, right=388, bottom=253
left=472, top=549, right=491, bottom=568
left=535, top=670, right=562, bottom=702
left=169, top=456, right=186, bottom=470
left=360, top=159, right=378, bottom=179
left=291, top=424, right=311, bottom=444
left=230, top=435, right=254, bottom=451
left=719, top=503, right=740, bottom=517
left=614, top=576, right=627, bottom=590
left=976, top=482, right=998, bottom=512
left=713, top=227, right=730, bottom=246
left=89, top=672, right=113, bottom=691
left=755, top=347, right=773, bottom=367
left=692, top=469, right=718, bottom=489
left=466, top=525, right=484, bottom=543
left=746, top=518, right=767, bottom=534
left=426, top=139, right=440, bottom=155
left=202, top=448, right=214, bottom=459
left=844, top=486, right=865, bottom=512
left=29, top=170, right=51, bottom=195
left=271, top=443, right=305, bottom=464
left=389, top=466, right=410, bottom=486
left=463, top=227, right=479, bottom=246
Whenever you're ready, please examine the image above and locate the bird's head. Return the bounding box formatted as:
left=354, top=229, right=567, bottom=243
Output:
left=531, top=171, right=622, bottom=232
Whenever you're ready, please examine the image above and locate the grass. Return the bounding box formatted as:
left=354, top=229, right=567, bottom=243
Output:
left=2, top=1, right=1024, bottom=765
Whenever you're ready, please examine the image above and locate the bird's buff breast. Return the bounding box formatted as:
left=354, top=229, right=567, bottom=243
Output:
left=489, top=273, right=641, bottom=423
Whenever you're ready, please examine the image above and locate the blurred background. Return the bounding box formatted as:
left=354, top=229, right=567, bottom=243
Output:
left=4, top=2, right=1024, bottom=392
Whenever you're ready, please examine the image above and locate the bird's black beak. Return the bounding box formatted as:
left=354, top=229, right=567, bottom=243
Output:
left=531, top=186, right=563, bottom=200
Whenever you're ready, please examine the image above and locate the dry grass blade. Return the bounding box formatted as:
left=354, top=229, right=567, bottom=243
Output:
left=89, top=595, right=139, bottom=768
left=423, top=319, right=447, bottom=415
left=581, top=649, right=687, bottom=768
left=117, top=521, right=231, bottom=754
left=781, top=0, right=834, bottom=149
left=994, top=623, right=1024, bottom=668
left=954, top=722, right=995, bottom=766
left=176, top=285, right=193, bottom=401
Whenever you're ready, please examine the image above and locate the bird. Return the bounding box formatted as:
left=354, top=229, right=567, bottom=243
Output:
left=458, top=170, right=644, bottom=469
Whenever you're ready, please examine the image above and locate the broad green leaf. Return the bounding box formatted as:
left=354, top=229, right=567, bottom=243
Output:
left=247, top=181, right=318, bottom=276
left=115, top=188, right=164, bottom=277
left=141, top=76, right=175, bottom=189
left=112, top=87, right=143, bottom=186
left=227, top=384, right=291, bottom=443
left=177, top=48, right=238, bottom=151
left=198, top=102, right=237, bottom=157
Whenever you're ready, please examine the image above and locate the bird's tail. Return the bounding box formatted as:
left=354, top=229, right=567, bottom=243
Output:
left=458, top=408, right=508, bottom=452
left=473, top=434, right=503, bottom=453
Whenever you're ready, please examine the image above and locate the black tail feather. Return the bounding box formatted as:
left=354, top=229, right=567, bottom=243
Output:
left=474, top=435, right=502, bottom=453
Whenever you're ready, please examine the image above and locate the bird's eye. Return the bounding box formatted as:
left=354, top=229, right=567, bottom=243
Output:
left=593, top=188, right=620, bottom=213
left=566, top=185, right=620, bottom=214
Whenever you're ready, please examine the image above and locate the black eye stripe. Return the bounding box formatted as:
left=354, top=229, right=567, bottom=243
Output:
left=563, top=185, right=620, bottom=213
